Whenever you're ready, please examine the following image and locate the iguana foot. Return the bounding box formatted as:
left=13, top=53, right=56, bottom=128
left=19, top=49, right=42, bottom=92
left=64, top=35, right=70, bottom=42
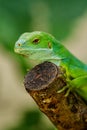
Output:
left=57, top=85, right=68, bottom=93
left=57, top=85, right=71, bottom=97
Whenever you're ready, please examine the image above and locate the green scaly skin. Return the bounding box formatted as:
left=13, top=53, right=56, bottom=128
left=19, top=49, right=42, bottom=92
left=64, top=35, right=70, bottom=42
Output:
left=14, top=31, right=87, bottom=102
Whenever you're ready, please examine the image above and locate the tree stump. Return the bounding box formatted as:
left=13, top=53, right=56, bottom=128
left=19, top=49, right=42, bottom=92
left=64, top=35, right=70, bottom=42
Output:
left=24, top=61, right=87, bottom=130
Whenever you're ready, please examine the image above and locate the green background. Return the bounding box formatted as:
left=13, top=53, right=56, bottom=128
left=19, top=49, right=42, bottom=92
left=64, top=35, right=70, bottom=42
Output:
left=0, top=0, right=87, bottom=130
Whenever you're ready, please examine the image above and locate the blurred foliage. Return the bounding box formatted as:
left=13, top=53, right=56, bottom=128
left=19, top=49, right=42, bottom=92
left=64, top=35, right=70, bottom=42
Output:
left=7, top=110, right=55, bottom=130
left=0, top=0, right=87, bottom=130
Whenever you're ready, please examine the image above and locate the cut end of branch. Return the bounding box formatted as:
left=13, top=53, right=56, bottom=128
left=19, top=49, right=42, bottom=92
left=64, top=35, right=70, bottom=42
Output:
left=24, top=61, right=65, bottom=91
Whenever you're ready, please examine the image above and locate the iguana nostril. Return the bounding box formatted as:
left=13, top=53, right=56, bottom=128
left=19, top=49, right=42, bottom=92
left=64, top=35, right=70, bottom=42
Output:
left=18, top=43, right=21, bottom=46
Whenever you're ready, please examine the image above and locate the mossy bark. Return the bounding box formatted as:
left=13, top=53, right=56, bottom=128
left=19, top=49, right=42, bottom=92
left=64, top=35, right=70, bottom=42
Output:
left=24, top=61, right=87, bottom=130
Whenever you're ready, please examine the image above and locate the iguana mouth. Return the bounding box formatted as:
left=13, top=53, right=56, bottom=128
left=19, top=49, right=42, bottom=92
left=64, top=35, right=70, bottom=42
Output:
left=19, top=54, right=28, bottom=57
left=14, top=48, right=29, bottom=57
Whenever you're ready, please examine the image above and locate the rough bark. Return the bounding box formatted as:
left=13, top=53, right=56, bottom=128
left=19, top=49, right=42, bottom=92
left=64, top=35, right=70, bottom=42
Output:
left=24, top=61, right=87, bottom=130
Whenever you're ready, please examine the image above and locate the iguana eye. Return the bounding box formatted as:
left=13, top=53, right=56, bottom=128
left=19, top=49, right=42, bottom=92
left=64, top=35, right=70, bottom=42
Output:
left=32, top=38, right=40, bottom=44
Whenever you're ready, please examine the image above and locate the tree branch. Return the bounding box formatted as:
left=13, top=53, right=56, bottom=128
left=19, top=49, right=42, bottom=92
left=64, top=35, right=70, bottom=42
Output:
left=24, top=61, right=87, bottom=130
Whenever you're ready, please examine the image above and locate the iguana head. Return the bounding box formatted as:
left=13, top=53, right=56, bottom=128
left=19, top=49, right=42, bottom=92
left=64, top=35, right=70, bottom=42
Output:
left=14, top=31, right=56, bottom=62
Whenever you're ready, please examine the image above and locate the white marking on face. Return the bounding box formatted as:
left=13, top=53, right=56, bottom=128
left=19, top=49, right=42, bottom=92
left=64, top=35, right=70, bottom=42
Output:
left=17, top=39, right=26, bottom=45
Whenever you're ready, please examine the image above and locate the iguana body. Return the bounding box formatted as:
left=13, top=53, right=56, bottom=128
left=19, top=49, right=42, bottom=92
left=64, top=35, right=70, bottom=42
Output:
left=14, top=31, right=87, bottom=101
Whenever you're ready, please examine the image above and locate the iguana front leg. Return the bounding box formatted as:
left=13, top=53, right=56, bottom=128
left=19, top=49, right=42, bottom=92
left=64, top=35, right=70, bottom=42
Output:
left=70, top=75, right=87, bottom=101
left=58, top=75, right=87, bottom=101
